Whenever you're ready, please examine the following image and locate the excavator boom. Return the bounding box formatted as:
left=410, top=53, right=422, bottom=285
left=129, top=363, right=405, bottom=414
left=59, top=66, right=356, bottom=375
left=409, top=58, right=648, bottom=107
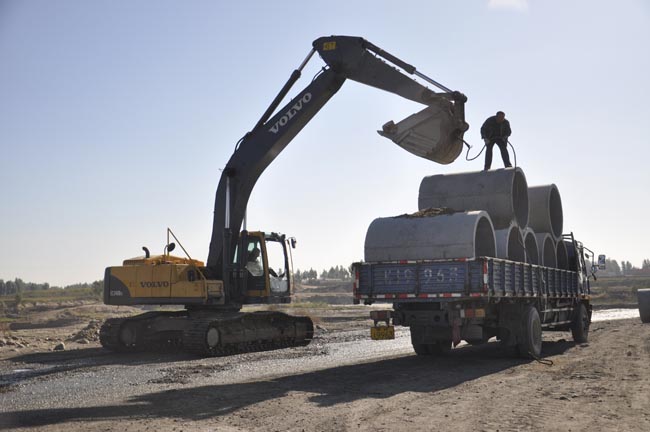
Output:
left=207, top=35, right=468, bottom=282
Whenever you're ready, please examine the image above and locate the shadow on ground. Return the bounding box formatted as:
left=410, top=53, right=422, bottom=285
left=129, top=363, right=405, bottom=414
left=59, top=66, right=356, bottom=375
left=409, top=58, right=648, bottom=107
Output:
left=0, top=339, right=576, bottom=429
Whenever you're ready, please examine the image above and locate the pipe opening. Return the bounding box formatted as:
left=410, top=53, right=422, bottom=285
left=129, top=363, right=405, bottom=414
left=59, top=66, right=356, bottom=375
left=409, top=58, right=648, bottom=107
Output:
left=512, top=170, right=529, bottom=228
left=564, top=241, right=579, bottom=271
left=542, top=237, right=557, bottom=268
left=506, top=226, right=526, bottom=262
left=524, top=231, right=539, bottom=265
left=475, top=216, right=496, bottom=258
left=556, top=240, right=569, bottom=270
left=549, top=186, right=563, bottom=239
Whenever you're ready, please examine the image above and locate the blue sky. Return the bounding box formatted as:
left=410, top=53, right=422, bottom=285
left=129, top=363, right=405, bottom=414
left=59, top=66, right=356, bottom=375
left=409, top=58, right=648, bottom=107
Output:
left=1, top=0, right=648, bottom=286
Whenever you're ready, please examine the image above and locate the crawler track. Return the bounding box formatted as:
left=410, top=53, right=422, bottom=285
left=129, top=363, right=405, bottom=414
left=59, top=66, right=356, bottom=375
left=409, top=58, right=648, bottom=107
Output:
left=183, top=311, right=314, bottom=356
left=99, top=310, right=313, bottom=357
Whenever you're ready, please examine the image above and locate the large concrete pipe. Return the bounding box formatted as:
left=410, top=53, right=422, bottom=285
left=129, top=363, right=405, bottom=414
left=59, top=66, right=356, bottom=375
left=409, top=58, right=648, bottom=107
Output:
left=535, top=233, right=557, bottom=268
left=495, top=224, right=526, bottom=262
left=564, top=240, right=578, bottom=271
left=528, top=184, right=563, bottom=241
left=418, top=167, right=529, bottom=229
left=556, top=240, right=569, bottom=270
left=638, top=289, right=650, bottom=323
left=522, top=228, right=540, bottom=265
left=364, top=210, right=496, bottom=262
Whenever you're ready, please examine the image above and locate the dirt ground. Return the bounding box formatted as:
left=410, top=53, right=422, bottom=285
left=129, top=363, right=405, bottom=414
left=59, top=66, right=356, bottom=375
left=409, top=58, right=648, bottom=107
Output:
left=0, top=303, right=649, bottom=432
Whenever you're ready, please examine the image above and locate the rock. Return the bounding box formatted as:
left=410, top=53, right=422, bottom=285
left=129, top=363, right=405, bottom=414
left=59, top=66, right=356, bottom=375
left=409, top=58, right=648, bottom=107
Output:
left=5, top=340, right=15, bottom=346
left=0, top=339, right=5, bottom=346
left=53, top=342, right=65, bottom=351
left=77, top=338, right=90, bottom=345
left=626, top=351, right=632, bottom=357
left=15, top=343, right=24, bottom=348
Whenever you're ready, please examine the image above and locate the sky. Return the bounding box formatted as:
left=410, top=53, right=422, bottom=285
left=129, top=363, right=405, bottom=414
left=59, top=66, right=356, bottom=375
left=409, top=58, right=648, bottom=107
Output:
left=0, top=0, right=648, bottom=286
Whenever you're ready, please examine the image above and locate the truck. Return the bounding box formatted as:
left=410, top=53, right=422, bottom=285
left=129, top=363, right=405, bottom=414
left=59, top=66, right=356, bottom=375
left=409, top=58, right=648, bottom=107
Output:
left=100, top=35, right=469, bottom=356
left=353, top=234, right=603, bottom=358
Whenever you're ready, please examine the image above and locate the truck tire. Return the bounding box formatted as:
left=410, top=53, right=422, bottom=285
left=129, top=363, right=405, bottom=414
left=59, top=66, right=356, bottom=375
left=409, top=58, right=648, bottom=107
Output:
left=412, top=340, right=452, bottom=356
left=518, top=306, right=542, bottom=359
left=412, top=343, right=431, bottom=355
left=571, top=303, right=590, bottom=343
left=430, top=340, right=452, bottom=355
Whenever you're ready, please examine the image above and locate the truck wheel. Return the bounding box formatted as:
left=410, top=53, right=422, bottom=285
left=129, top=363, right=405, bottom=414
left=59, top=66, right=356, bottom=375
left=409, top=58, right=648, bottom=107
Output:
left=571, top=303, right=590, bottom=343
left=429, top=340, right=452, bottom=355
left=412, top=343, right=431, bottom=355
left=518, top=306, right=542, bottom=359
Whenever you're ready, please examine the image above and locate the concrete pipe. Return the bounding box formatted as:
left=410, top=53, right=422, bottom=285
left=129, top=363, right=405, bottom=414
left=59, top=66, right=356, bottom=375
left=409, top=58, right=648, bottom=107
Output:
left=495, top=224, right=526, bottom=263
left=535, top=233, right=557, bottom=268
left=638, top=289, right=650, bottom=323
left=364, top=210, right=496, bottom=262
left=522, top=228, right=540, bottom=265
left=556, top=240, right=569, bottom=270
left=528, top=184, right=563, bottom=240
left=418, top=167, right=529, bottom=229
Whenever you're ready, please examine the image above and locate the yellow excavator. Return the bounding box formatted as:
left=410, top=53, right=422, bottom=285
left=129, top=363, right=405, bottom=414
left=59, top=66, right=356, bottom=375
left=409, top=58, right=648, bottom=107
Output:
left=100, top=35, right=469, bottom=356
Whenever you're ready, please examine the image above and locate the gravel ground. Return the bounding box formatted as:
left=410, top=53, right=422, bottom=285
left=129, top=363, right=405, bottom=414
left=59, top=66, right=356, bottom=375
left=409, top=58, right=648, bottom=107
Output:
left=0, top=309, right=648, bottom=432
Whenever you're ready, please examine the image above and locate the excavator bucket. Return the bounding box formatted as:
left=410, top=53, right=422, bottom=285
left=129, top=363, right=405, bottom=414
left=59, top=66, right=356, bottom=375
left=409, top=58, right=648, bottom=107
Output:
left=378, top=103, right=467, bottom=165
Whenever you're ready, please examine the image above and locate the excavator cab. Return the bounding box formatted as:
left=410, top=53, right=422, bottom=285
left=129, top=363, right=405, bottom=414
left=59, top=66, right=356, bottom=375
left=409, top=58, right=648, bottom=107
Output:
left=239, top=231, right=293, bottom=304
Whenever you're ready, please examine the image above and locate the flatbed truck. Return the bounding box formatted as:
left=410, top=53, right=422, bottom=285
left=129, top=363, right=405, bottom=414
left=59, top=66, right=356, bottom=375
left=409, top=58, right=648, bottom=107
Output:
left=352, top=234, right=602, bottom=358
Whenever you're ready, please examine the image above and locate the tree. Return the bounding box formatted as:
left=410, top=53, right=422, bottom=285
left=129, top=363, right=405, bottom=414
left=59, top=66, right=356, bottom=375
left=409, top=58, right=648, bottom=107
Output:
left=606, top=259, right=621, bottom=276
left=642, top=259, right=650, bottom=270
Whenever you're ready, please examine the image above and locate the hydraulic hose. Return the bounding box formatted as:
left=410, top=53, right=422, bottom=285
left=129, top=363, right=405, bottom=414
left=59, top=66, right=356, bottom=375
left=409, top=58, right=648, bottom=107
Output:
left=464, top=139, right=517, bottom=168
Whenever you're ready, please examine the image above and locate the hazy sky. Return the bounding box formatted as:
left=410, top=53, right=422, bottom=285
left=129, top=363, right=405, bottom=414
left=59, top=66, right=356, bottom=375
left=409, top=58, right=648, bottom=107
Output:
left=1, top=0, right=648, bottom=286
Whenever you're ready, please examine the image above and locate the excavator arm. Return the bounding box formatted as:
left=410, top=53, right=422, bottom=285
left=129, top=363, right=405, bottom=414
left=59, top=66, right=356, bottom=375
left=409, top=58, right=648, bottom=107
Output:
left=207, top=35, right=469, bottom=284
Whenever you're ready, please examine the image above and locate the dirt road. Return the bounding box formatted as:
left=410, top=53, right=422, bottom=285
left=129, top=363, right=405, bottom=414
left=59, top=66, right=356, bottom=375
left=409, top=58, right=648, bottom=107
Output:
left=1, top=309, right=649, bottom=432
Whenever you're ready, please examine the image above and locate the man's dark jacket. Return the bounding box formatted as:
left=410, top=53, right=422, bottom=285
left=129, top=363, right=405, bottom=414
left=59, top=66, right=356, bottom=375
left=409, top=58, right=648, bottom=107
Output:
left=481, top=116, right=511, bottom=140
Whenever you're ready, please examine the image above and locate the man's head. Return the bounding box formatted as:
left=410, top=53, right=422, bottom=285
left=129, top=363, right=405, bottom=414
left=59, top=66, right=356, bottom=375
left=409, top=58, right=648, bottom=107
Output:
left=496, top=111, right=506, bottom=123
left=248, top=247, right=260, bottom=262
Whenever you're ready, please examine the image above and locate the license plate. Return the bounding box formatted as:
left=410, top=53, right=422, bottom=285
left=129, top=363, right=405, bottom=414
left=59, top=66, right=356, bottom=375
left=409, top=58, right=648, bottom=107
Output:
left=371, top=326, right=395, bottom=340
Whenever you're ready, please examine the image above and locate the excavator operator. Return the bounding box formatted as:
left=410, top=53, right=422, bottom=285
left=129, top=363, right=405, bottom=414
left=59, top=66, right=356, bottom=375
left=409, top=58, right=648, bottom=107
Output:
left=481, top=111, right=512, bottom=170
left=246, top=248, right=264, bottom=277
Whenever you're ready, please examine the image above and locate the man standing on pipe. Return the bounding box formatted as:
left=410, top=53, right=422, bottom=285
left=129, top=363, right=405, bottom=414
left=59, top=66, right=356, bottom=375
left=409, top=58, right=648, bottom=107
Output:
left=481, top=111, right=512, bottom=170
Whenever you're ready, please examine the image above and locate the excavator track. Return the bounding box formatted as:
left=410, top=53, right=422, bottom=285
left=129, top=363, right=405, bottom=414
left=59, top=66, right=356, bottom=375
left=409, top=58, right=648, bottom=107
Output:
left=182, top=311, right=314, bottom=357
left=99, top=311, right=186, bottom=353
left=100, top=310, right=313, bottom=357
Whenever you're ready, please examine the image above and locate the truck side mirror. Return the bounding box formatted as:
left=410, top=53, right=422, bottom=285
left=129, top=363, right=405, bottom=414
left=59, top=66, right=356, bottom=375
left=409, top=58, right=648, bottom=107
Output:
left=290, top=238, right=297, bottom=249
left=598, top=254, right=606, bottom=270
left=166, top=243, right=176, bottom=254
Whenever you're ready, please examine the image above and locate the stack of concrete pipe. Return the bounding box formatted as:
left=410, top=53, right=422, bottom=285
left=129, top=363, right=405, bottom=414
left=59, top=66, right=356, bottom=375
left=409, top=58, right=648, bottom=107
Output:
left=364, top=167, right=570, bottom=270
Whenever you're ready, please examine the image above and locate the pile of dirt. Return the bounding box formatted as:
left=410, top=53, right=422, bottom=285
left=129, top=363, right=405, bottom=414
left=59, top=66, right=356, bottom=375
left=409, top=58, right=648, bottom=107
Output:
left=0, top=336, right=29, bottom=349
left=395, top=207, right=458, bottom=218
left=68, top=320, right=102, bottom=342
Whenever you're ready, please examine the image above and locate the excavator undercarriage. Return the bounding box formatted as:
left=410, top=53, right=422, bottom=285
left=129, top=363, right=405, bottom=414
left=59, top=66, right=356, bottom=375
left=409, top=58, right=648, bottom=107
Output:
left=99, top=310, right=313, bottom=356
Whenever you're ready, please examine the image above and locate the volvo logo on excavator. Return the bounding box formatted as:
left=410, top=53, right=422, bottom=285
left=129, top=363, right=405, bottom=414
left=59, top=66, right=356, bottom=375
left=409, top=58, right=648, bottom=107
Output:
left=140, top=281, right=170, bottom=288
left=269, top=93, right=312, bottom=134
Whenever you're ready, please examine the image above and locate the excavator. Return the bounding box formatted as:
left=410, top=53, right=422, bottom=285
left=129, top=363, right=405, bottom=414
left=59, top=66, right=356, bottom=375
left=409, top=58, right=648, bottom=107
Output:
left=100, top=35, right=469, bottom=356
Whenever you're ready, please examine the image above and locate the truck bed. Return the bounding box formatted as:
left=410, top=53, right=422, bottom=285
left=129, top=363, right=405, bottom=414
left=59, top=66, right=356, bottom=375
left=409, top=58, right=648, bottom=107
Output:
left=353, top=257, right=589, bottom=303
